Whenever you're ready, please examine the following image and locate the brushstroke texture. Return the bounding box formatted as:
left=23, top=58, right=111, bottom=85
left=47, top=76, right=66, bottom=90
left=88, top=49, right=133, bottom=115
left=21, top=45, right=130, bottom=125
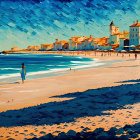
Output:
left=0, top=0, right=139, bottom=51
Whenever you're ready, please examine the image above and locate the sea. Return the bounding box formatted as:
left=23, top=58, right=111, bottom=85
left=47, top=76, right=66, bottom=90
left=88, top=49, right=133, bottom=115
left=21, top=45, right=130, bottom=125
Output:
left=0, top=53, right=105, bottom=83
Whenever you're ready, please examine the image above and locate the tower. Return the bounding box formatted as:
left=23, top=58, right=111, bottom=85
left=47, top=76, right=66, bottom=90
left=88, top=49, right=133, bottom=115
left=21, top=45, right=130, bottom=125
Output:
left=110, top=21, right=115, bottom=35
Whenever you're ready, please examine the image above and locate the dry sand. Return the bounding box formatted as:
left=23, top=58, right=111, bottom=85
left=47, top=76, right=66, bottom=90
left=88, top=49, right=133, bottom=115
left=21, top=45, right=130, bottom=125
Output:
left=0, top=51, right=140, bottom=140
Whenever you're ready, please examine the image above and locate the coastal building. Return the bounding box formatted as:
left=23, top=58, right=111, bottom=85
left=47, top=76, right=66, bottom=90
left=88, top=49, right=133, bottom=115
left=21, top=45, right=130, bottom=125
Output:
left=111, top=43, right=119, bottom=50
left=111, top=33, right=124, bottom=44
left=109, top=21, right=124, bottom=44
left=92, top=37, right=110, bottom=50
left=129, top=20, right=140, bottom=46
left=84, top=36, right=94, bottom=50
left=96, top=37, right=110, bottom=46
left=109, top=21, right=129, bottom=50
left=69, top=36, right=87, bottom=50
left=69, top=35, right=111, bottom=50
left=53, top=39, right=69, bottom=50
left=119, top=38, right=129, bottom=50
left=92, top=38, right=100, bottom=49
left=69, top=36, right=94, bottom=50
left=11, top=46, right=19, bottom=51
left=41, top=44, right=53, bottom=51
left=123, top=31, right=129, bottom=38
left=62, top=41, right=69, bottom=50
left=110, top=21, right=119, bottom=35
left=27, top=45, right=40, bottom=51
left=78, top=36, right=95, bottom=50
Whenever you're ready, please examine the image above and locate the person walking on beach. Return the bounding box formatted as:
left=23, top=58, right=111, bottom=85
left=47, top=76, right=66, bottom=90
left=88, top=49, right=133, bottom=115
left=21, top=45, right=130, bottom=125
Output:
left=135, top=53, right=137, bottom=60
left=20, top=63, right=26, bottom=84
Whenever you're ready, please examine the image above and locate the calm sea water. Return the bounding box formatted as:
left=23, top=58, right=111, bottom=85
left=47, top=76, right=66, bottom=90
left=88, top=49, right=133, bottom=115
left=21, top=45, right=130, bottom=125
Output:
left=0, top=53, right=102, bottom=83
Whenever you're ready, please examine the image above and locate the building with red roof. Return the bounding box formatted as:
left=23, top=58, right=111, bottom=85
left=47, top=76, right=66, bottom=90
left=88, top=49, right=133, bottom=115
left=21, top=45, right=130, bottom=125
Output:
left=129, top=20, right=140, bottom=46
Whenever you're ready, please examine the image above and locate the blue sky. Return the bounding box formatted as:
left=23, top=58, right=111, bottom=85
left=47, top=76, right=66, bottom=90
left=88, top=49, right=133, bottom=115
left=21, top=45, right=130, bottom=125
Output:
left=0, top=0, right=140, bottom=51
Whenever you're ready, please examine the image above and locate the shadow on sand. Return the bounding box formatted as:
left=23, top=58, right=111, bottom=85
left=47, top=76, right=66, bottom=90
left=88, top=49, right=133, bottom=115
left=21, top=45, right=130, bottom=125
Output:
left=9, top=82, right=20, bottom=84
left=116, top=79, right=140, bottom=84
left=0, top=79, right=140, bottom=128
left=0, top=81, right=20, bottom=85
left=27, top=122, right=140, bottom=140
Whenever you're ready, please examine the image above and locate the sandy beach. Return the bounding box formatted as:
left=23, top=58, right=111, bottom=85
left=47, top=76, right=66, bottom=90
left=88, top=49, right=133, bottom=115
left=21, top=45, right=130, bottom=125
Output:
left=0, top=51, right=140, bottom=140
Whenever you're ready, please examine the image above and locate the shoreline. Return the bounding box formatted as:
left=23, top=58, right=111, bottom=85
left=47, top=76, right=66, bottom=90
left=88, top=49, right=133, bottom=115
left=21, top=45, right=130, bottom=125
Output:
left=0, top=51, right=140, bottom=139
left=0, top=53, right=97, bottom=84
left=0, top=51, right=138, bottom=112
left=0, top=52, right=123, bottom=85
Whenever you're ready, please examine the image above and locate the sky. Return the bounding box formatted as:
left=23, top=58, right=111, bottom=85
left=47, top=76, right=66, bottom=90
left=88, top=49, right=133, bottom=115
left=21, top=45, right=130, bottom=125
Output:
left=0, top=0, right=140, bottom=51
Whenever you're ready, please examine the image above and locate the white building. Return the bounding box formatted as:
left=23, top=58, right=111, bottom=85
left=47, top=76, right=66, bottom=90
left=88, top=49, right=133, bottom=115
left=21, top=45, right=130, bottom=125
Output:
left=41, top=44, right=53, bottom=50
left=53, top=39, right=69, bottom=50
left=129, top=20, right=140, bottom=46
left=69, top=36, right=94, bottom=50
left=109, top=21, right=124, bottom=44
left=109, top=21, right=129, bottom=50
left=69, top=36, right=88, bottom=50
left=110, top=21, right=119, bottom=35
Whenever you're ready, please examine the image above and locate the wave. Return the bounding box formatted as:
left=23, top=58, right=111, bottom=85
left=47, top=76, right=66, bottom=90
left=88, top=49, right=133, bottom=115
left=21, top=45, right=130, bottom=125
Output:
left=0, top=54, right=9, bottom=55
left=14, top=68, right=69, bottom=78
left=0, top=62, right=104, bottom=80
left=27, top=61, right=104, bottom=76
left=0, top=55, right=102, bottom=81
left=76, top=56, right=83, bottom=59
left=0, top=62, right=103, bottom=80
left=72, top=62, right=104, bottom=69
left=46, top=65, right=65, bottom=66
left=46, top=65, right=54, bottom=66
left=70, top=61, right=87, bottom=64
left=0, top=73, right=20, bottom=79
left=50, top=68, right=69, bottom=72
left=54, top=56, right=63, bottom=57
left=70, top=64, right=77, bottom=65
left=0, top=69, right=55, bottom=80
left=57, top=65, right=65, bottom=66
left=0, top=68, right=20, bottom=70
left=70, top=58, right=104, bottom=69
left=22, top=68, right=68, bottom=76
